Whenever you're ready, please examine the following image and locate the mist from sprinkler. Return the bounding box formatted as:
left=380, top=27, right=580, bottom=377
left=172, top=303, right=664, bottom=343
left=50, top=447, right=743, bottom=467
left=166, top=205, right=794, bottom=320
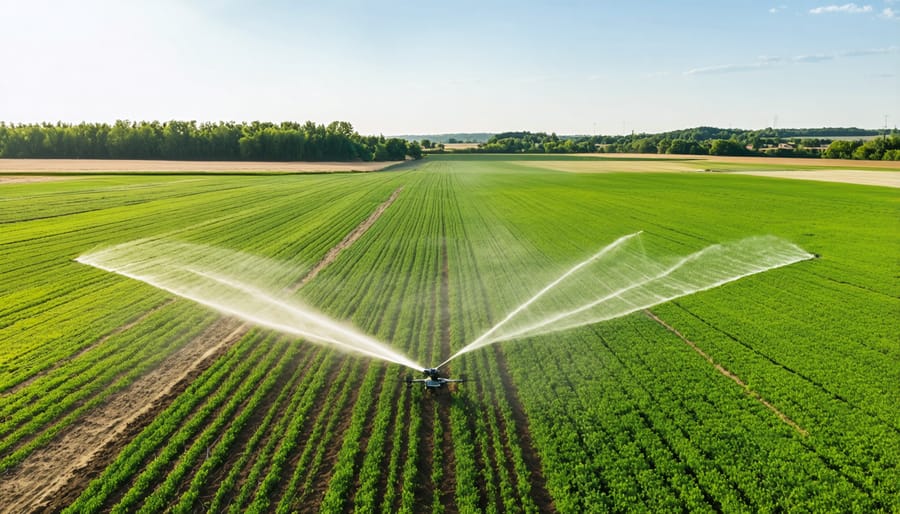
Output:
left=439, top=232, right=814, bottom=368
left=77, top=232, right=814, bottom=374
left=76, top=239, right=426, bottom=372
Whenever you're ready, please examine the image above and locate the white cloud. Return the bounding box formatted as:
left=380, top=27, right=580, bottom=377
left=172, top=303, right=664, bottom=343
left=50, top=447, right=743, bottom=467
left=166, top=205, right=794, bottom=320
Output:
left=838, top=45, right=898, bottom=56
left=769, top=5, right=788, bottom=13
left=880, top=7, right=897, bottom=18
left=684, top=62, right=772, bottom=76
left=809, top=3, right=873, bottom=13
left=685, top=47, right=898, bottom=76
left=793, top=54, right=835, bottom=62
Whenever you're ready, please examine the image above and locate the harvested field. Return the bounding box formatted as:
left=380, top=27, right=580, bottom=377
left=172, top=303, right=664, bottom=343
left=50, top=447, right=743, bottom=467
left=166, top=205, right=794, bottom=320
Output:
left=564, top=152, right=900, bottom=169
left=505, top=154, right=900, bottom=187
left=731, top=169, right=900, bottom=188
left=0, top=158, right=401, bottom=174
left=443, top=143, right=481, bottom=151
left=509, top=159, right=700, bottom=173
left=0, top=175, right=73, bottom=184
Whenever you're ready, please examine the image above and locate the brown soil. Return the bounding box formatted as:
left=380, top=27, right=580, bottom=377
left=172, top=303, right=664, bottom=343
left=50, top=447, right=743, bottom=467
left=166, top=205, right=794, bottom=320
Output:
left=301, top=360, right=369, bottom=510
left=289, top=188, right=403, bottom=293
left=0, top=159, right=401, bottom=174
left=435, top=233, right=459, bottom=512
left=644, top=310, right=808, bottom=436
left=0, top=318, right=248, bottom=514
left=492, top=346, right=557, bottom=512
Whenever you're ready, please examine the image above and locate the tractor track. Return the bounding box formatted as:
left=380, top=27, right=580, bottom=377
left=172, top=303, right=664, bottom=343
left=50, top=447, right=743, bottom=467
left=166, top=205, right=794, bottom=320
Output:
left=436, top=226, right=460, bottom=513
left=0, top=317, right=248, bottom=514
left=644, top=309, right=809, bottom=436
left=288, top=187, right=403, bottom=293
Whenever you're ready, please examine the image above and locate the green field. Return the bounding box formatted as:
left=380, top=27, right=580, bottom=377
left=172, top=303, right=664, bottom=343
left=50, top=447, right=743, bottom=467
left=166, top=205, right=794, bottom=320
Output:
left=1, top=156, right=898, bottom=513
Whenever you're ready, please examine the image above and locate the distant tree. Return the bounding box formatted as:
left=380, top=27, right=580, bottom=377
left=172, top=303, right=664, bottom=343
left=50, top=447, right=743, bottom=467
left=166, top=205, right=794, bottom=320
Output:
left=709, top=139, right=746, bottom=156
left=407, top=141, right=423, bottom=160
left=822, top=140, right=861, bottom=159
left=420, top=139, right=432, bottom=149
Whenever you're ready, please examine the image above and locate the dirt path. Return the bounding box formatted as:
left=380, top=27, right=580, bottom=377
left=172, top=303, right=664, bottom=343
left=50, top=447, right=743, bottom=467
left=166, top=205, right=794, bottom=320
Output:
left=644, top=310, right=808, bottom=436
left=0, top=318, right=248, bottom=513
left=289, top=187, right=403, bottom=293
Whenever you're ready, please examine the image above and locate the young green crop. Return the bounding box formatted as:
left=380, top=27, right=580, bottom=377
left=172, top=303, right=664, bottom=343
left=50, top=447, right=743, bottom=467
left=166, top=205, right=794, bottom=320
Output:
left=3, top=157, right=897, bottom=513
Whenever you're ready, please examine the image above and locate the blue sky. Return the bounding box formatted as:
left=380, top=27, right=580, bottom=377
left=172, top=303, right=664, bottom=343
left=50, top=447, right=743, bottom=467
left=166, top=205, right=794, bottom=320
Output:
left=1, top=0, right=897, bottom=134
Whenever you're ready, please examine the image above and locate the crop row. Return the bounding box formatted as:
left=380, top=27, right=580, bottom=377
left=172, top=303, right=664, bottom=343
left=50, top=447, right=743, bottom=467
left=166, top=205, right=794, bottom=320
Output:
left=436, top=160, right=899, bottom=512
left=4, top=158, right=896, bottom=512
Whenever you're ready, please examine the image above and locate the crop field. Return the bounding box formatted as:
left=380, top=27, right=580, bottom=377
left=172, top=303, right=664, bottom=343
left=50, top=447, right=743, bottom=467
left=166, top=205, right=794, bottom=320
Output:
left=0, top=155, right=898, bottom=513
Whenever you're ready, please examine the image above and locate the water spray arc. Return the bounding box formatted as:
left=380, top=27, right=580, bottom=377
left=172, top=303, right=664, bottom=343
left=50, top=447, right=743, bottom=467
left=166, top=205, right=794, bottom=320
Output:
left=77, top=233, right=813, bottom=377
left=76, top=240, right=426, bottom=373
left=437, top=231, right=642, bottom=368
left=441, top=233, right=814, bottom=367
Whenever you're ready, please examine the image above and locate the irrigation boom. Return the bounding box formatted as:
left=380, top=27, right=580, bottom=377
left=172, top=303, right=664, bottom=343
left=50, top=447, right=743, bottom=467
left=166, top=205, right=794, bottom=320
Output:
left=404, top=367, right=469, bottom=391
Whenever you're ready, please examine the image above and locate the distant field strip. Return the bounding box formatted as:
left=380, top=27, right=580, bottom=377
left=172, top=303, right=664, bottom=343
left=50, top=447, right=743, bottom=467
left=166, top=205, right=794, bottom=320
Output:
left=508, top=159, right=700, bottom=173
left=0, top=158, right=399, bottom=173
left=732, top=170, right=900, bottom=188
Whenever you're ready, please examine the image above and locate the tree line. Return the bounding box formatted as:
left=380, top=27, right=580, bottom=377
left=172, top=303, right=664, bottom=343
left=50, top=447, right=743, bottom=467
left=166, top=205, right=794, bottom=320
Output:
left=0, top=121, right=423, bottom=161
left=442, top=127, right=899, bottom=160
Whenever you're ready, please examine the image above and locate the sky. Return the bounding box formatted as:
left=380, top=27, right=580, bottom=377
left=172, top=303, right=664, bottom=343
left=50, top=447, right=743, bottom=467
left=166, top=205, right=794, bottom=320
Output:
left=1, top=0, right=897, bottom=135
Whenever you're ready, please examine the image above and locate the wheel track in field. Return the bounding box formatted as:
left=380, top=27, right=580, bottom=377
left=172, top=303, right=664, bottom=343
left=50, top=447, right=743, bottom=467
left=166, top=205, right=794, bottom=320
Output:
left=644, top=309, right=808, bottom=436
left=491, top=345, right=557, bottom=512
left=288, top=187, right=403, bottom=293
left=0, top=317, right=248, bottom=514
left=277, top=187, right=408, bottom=511
left=249, top=187, right=404, bottom=510
left=345, top=222, right=422, bottom=512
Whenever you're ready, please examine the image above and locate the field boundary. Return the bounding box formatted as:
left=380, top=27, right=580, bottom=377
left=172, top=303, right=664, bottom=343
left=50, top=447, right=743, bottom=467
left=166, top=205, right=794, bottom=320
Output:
left=644, top=309, right=808, bottom=436
left=0, top=159, right=401, bottom=174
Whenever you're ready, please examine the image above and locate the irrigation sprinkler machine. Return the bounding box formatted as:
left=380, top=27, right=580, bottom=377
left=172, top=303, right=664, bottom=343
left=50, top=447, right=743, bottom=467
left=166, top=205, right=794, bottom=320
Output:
left=404, top=367, right=468, bottom=392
